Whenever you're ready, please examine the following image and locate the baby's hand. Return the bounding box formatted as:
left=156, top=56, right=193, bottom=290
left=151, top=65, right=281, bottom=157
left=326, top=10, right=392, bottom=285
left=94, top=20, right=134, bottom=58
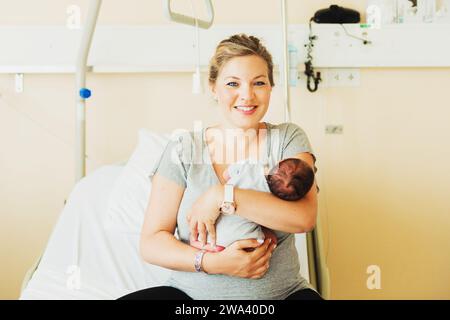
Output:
left=262, top=227, right=278, bottom=245
left=190, top=239, right=225, bottom=253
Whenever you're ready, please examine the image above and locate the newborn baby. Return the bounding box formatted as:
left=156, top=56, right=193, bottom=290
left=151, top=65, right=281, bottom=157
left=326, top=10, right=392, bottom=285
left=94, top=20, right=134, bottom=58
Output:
left=190, top=158, right=315, bottom=252
left=265, top=157, right=315, bottom=201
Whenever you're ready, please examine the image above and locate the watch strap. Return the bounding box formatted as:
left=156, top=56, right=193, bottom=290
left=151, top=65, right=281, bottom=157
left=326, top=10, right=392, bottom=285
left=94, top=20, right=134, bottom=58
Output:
left=224, top=184, right=234, bottom=203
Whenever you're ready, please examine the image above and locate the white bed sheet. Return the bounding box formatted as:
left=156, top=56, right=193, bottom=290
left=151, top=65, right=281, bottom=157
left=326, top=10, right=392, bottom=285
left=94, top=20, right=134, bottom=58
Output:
left=19, top=164, right=311, bottom=300
left=20, top=165, right=171, bottom=300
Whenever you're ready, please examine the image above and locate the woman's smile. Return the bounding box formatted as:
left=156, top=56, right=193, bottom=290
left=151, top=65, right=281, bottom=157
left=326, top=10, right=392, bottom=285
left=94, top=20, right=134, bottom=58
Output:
left=234, top=104, right=258, bottom=115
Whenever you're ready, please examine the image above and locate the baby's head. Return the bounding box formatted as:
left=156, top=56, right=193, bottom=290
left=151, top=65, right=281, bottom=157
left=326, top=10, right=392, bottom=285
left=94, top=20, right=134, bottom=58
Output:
left=266, top=158, right=314, bottom=201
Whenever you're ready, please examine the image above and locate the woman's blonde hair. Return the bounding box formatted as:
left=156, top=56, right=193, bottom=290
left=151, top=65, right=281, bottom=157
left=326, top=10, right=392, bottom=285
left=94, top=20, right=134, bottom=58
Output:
left=208, top=34, right=275, bottom=87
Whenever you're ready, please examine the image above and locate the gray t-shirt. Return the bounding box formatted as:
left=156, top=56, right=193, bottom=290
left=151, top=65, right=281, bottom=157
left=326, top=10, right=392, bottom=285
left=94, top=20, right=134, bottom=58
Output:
left=150, top=122, right=316, bottom=299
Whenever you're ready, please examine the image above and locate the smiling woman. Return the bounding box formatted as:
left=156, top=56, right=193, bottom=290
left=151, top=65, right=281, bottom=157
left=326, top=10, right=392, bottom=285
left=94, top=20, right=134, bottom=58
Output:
left=209, top=35, right=274, bottom=132
left=119, top=34, right=321, bottom=300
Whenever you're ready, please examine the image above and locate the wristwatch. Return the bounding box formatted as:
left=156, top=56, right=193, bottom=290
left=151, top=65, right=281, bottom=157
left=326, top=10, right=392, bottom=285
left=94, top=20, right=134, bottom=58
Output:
left=219, top=184, right=236, bottom=215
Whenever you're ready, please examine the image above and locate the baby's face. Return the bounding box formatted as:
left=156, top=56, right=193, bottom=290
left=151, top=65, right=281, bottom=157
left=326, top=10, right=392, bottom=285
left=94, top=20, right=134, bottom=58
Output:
left=266, top=158, right=314, bottom=201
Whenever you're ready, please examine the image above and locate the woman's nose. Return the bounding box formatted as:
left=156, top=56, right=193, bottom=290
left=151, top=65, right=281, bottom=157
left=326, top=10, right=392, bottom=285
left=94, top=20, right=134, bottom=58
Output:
left=239, top=85, right=254, bottom=102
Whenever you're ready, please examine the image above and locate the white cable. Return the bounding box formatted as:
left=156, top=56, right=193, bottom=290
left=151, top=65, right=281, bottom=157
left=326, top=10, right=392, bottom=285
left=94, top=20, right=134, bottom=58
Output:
left=190, top=0, right=200, bottom=69
left=189, top=0, right=203, bottom=94
left=281, top=0, right=291, bottom=122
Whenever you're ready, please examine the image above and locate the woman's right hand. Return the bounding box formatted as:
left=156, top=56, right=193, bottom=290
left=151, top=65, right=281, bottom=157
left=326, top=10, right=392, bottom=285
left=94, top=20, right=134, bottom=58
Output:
left=216, top=238, right=276, bottom=279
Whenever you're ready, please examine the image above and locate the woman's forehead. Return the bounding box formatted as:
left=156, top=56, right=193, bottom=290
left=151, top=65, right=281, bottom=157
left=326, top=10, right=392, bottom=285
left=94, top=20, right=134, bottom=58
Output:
left=219, top=55, right=268, bottom=79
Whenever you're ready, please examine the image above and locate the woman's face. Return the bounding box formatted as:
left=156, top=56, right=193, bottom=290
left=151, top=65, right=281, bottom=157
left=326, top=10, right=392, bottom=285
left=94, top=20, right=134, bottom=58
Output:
left=211, top=55, right=272, bottom=131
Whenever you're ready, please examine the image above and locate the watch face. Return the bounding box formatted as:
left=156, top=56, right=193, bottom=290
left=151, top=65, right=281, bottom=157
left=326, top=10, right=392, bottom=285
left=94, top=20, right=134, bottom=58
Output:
left=221, top=202, right=235, bottom=215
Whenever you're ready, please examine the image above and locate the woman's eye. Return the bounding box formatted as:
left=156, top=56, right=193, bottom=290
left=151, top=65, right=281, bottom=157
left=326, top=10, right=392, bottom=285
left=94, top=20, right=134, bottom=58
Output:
left=226, top=82, right=239, bottom=87
left=255, top=81, right=266, bottom=86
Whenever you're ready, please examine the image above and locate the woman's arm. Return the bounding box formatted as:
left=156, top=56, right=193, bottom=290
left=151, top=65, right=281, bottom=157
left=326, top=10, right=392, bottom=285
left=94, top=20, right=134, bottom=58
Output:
left=188, top=152, right=318, bottom=245
left=203, top=152, right=317, bottom=234
left=234, top=152, right=318, bottom=233
left=235, top=152, right=317, bottom=233
left=140, top=173, right=200, bottom=272
left=140, top=173, right=275, bottom=277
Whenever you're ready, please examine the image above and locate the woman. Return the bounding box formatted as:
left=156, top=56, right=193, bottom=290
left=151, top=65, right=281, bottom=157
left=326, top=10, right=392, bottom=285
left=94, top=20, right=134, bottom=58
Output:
left=119, top=34, right=322, bottom=300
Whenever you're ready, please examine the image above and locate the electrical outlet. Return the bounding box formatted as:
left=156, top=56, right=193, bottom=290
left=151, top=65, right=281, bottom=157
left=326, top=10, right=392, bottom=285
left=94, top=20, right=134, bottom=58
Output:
left=325, top=125, right=344, bottom=134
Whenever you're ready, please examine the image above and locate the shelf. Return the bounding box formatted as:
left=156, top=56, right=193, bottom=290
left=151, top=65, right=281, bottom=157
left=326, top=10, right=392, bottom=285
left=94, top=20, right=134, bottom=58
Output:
left=1, top=24, right=450, bottom=74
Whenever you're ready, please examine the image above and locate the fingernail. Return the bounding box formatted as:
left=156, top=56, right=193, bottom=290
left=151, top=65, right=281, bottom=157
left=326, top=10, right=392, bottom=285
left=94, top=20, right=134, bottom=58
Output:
left=257, top=239, right=264, bottom=244
left=269, top=238, right=272, bottom=244
left=273, top=244, right=277, bottom=249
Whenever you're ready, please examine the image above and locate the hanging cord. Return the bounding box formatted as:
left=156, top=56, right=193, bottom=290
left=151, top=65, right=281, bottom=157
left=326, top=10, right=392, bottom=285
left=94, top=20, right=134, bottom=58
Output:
left=340, top=23, right=372, bottom=45
left=189, top=0, right=201, bottom=74
left=304, top=18, right=321, bottom=92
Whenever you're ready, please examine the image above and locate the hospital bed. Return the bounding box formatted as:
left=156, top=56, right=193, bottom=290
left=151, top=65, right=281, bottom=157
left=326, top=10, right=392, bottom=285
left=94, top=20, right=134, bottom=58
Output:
left=18, top=151, right=318, bottom=300
left=19, top=164, right=172, bottom=299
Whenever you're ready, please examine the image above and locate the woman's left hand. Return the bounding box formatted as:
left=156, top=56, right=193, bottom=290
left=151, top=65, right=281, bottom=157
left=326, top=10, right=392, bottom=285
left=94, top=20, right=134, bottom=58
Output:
left=186, top=184, right=223, bottom=248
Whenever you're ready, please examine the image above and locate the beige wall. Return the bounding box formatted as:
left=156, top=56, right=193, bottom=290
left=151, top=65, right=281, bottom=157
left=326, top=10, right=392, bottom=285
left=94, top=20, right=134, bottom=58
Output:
left=1, top=0, right=449, bottom=299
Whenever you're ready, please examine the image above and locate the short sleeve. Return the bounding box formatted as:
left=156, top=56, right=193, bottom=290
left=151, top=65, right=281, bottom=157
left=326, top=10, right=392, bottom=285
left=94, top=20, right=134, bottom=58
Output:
left=281, top=123, right=314, bottom=160
left=149, top=136, right=190, bottom=188
left=280, top=123, right=319, bottom=192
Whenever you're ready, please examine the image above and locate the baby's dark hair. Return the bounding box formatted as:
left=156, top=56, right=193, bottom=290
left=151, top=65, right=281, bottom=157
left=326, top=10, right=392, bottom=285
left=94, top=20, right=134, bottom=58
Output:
left=266, top=158, right=315, bottom=201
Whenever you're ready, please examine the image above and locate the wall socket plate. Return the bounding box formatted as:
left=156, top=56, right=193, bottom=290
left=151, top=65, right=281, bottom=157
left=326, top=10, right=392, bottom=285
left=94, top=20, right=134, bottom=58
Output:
left=324, top=68, right=360, bottom=87
left=325, top=125, right=344, bottom=134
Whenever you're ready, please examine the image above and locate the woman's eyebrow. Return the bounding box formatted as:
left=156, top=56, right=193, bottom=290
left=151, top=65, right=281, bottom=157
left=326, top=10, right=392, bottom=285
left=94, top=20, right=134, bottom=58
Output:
left=224, top=75, right=267, bottom=80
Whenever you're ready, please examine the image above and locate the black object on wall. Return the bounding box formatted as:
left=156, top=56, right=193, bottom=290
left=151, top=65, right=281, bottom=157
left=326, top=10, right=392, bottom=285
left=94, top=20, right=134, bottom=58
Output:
left=312, top=5, right=360, bottom=24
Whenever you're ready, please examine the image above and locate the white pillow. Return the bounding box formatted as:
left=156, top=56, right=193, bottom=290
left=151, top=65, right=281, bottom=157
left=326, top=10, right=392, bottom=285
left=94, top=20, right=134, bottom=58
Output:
left=105, top=129, right=170, bottom=234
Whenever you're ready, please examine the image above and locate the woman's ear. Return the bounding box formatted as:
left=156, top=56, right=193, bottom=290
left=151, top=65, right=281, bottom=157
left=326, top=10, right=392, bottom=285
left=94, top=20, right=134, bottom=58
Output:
left=210, top=84, right=217, bottom=101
